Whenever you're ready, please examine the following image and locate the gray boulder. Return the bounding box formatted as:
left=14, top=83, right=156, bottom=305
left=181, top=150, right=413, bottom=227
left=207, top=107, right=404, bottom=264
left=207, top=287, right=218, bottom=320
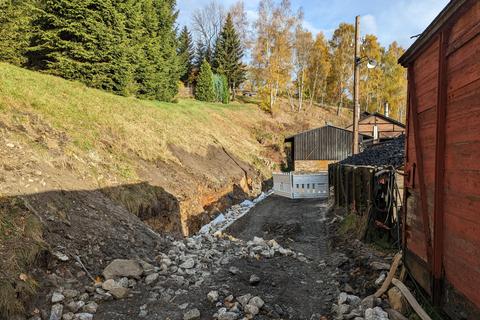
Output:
left=103, top=259, right=143, bottom=279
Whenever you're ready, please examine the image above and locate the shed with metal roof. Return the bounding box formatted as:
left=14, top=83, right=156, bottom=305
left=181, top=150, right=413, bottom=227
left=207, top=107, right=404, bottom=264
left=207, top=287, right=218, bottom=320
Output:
left=284, top=125, right=369, bottom=172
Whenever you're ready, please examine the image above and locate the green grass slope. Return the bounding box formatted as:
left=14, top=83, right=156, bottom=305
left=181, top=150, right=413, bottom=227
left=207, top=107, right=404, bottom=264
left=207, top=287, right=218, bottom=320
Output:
left=0, top=62, right=269, bottom=180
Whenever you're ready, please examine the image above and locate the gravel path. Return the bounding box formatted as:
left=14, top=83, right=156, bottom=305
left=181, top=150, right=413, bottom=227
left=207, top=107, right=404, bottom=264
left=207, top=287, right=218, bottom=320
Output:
left=44, top=196, right=395, bottom=320
left=91, top=196, right=340, bottom=320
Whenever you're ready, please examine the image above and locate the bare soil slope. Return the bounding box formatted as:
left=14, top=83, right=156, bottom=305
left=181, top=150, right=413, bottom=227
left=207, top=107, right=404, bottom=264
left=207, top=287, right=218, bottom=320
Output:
left=0, top=63, right=350, bottom=317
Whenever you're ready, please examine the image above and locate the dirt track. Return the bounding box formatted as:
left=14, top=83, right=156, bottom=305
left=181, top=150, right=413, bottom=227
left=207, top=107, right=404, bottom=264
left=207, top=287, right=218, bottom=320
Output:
left=224, top=195, right=339, bottom=318
left=92, top=195, right=342, bottom=320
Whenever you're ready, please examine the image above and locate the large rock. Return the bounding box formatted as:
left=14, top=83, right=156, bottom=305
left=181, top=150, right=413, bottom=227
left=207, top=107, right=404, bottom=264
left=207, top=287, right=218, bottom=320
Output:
left=244, top=304, right=259, bottom=315
left=83, top=302, right=98, bottom=314
left=360, top=295, right=378, bottom=310
left=386, top=308, right=409, bottom=320
left=207, top=290, right=219, bottom=303
left=364, top=307, right=388, bottom=320
left=145, top=273, right=159, bottom=285
left=63, top=289, right=79, bottom=299
left=218, top=311, right=239, bottom=320
left=110, top=287, right=129, bottom=299
left=51, top=292, right=65, bottom=303
left=183, top=308, right=200, bottom=320
left=180, top=258, right=195, bottom=269
left=249, top=274, right=260, bottom=285
left=237, top=294, right=252, bottom=307
left=388, top=287, right=408, bottom=314
left=248, top=296, right=264, bottom=309
left=49, top=304, right=63, bottom=320
left=102, top=279, right=119, bottom=291
left=103, top=259, right=143, bottom=279
left=75, top=313, right=94, bottom=320
left=338, top=292, right=348, bottom=305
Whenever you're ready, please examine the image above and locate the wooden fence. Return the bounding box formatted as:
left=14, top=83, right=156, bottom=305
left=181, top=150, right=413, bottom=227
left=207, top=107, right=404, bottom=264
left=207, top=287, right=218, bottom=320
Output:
left=329, top=163, right=404, bottom=242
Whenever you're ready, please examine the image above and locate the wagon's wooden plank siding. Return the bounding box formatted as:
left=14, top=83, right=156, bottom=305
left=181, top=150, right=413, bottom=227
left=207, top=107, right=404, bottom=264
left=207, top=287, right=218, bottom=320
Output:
left=415, top=40, right=439, bottom=114
left=448, top=1, right=480, bottom=46
left=401, top=0, right=480, bottom=316
left=404, top=36, right=439, bottom=281
left=442, top=10, right=480, bottom=308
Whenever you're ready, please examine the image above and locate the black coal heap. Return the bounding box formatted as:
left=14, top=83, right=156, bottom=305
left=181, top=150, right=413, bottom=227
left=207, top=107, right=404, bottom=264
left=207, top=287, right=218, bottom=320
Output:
left=340, top=135, right=405, bottom=167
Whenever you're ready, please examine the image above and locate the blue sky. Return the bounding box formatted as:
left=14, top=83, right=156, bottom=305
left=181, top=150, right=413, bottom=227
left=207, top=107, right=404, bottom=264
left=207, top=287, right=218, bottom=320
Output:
left=176, top=0, right=450, bottom=49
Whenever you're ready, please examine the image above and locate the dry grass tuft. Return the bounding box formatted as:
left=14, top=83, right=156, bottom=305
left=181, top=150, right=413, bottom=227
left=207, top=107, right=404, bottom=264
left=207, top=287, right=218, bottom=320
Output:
left=0, top=198, right=44, bottom=318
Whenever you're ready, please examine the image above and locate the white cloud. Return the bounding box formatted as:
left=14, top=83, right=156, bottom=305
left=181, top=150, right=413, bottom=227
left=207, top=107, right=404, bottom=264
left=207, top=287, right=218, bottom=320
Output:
left=361, top=14, right=377, bottom=36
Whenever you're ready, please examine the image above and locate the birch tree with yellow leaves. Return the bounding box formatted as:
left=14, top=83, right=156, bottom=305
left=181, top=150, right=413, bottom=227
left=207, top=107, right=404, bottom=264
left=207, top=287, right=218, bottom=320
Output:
left=306, top=32, right=331, bottom=108
left=252, top=0, right=300, bottom=113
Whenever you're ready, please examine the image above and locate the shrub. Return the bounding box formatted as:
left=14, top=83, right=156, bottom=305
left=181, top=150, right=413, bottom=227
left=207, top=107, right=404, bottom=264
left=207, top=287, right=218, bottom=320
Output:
left=213, top=74, right=229, bottom=104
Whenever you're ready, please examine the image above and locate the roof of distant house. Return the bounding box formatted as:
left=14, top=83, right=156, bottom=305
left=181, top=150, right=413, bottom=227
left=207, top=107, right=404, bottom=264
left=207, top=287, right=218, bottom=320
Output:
left=354, top=111, right=406, bottom=128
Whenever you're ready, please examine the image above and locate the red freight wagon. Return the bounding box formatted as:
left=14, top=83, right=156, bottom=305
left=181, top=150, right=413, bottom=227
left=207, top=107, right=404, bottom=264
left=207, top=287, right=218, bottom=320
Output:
left=399, top=0, right=480, bottom=318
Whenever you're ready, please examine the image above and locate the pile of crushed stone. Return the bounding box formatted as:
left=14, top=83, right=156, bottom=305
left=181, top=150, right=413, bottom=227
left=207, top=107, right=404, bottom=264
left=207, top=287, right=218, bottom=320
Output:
left=340, top=135, right=405, bottom=168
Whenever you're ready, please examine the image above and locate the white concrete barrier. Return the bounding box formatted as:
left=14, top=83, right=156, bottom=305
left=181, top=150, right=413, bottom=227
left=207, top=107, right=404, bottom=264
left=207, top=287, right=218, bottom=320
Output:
left=272, top=172, right=329, bottom=199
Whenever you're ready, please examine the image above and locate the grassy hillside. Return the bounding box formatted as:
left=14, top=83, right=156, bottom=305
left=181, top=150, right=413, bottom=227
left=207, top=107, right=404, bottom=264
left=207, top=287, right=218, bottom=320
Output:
left=0, top=63, right=269, bottom=180
left=0, top=62, right=350, bottom=316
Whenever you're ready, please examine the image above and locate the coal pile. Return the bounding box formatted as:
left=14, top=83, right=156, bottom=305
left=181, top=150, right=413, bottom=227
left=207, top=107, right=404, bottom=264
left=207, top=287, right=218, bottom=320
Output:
left=340, top=135, right=405, bottom=167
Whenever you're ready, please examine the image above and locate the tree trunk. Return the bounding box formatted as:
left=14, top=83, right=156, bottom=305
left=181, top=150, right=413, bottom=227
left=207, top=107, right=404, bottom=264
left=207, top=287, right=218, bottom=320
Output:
left=336, top=84, right=343, bottom=115
left=298, top=69, right=304, bottom=112
left=321, top=80, right=327, bottom=106
left=309, top=64, right=319, bottom=109
left=286, top=87, right=295, bottom=112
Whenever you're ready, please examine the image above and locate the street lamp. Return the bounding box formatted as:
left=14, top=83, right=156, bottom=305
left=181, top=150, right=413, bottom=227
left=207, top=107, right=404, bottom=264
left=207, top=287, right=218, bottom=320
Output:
left=355, top=57, right=377, bottom=69
left=352, top=16, right=377, bottom=155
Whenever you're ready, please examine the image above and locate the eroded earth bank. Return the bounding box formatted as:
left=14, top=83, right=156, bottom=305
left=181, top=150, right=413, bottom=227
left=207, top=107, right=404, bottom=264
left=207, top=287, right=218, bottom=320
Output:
left=24, top=195, right=400, bottom=320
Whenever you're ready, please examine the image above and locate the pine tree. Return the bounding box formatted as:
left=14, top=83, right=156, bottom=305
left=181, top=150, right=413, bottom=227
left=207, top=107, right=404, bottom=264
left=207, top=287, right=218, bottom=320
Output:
left=23, top=0, right=180, bottom=101
left=0, top=0, right=37, bottom=66
left=195, top=39, right=214, bottom=70
left=213, top=13, right=245, bottom=100
left=177, top=26, right=194, bottom=85
left=195, top=59, right=215, bottom=102
left=27, top=0, right=131, bottom=93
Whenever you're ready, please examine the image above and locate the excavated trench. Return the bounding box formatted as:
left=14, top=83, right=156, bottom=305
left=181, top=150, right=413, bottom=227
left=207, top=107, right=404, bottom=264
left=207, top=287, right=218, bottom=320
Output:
left=102, top=144, right=269, bottom=237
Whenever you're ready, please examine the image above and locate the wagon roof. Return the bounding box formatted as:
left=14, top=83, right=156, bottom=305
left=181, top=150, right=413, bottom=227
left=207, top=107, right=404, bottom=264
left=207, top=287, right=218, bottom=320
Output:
left=399, top=0, right=467, bottom=66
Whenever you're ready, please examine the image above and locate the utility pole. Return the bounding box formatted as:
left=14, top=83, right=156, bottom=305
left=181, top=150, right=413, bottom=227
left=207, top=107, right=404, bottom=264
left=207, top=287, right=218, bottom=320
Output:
left=352, top=16, right=361, bottom=154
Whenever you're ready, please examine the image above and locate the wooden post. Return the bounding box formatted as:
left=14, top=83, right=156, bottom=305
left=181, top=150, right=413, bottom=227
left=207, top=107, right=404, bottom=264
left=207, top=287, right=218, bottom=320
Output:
left=352, top=16, right=361, bottom=155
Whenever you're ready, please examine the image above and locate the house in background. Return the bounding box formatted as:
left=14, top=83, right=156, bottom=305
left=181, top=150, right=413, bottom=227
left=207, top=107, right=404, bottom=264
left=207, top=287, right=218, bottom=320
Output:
left=284, top=125, right=369, bottom=172
left=346, top=111, right=405, bottom=141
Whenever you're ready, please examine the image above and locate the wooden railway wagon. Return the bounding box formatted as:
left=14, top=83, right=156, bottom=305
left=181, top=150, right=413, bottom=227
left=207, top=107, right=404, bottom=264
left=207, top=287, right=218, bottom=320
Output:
left=398, top=0, right=480, bottom=318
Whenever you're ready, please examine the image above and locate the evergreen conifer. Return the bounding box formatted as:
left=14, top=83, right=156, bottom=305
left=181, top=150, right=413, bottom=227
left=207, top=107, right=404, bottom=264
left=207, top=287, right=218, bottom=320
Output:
left=213, top=13, right=246, bottom=100
left=195, top=60, right=215, bottom=102
left=178, top=26, right=194, bottom=85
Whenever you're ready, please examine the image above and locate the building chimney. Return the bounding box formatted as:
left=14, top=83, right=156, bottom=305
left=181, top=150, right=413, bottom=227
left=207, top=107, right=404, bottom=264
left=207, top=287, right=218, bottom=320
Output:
left=384, top=102, right=390, bottom=118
